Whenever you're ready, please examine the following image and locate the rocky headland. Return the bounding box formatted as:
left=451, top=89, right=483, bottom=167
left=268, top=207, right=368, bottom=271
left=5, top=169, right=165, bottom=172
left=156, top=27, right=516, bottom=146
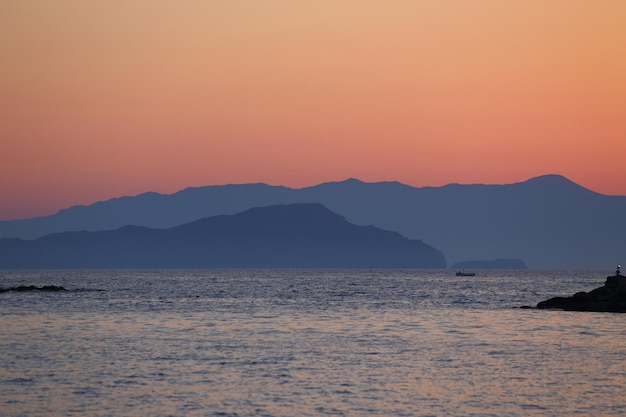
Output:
left=536, top=274, right=626, bottom=313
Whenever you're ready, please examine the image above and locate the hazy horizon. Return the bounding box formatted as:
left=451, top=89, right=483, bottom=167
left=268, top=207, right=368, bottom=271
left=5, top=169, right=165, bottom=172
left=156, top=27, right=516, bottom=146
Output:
left=2, top=1, right=625, bottom=219
left=0, top=173, right=616, bottom=222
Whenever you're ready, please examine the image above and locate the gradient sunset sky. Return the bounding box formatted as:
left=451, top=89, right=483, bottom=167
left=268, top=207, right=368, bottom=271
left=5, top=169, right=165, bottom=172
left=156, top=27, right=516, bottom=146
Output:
left=1, top=1, right=625, bottom=220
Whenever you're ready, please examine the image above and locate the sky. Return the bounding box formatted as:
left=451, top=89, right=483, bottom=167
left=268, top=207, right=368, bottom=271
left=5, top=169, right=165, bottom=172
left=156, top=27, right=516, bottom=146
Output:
left=1, top=0, right=625, bottom=220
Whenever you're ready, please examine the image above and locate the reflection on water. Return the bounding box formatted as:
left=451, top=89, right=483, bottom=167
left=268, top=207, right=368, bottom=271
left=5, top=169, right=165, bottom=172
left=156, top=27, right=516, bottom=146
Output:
left=0, top=269, right=625, bottom=416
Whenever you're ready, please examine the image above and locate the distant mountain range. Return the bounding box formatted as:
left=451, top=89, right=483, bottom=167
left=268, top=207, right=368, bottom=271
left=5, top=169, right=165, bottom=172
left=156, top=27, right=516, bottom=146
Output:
left=0, top=204, right=445, bottom=269
left=1, top=174, right=624, bottom=268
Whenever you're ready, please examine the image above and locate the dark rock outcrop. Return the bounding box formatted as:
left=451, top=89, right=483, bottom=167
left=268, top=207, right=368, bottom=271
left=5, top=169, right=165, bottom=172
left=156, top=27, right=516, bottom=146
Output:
left=0, top=285, right=67, bottom=293
left=536, top=275, right=626, bottom=313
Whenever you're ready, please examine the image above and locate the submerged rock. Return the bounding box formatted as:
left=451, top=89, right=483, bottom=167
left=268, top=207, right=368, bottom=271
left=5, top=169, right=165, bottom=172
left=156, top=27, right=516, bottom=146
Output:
left=0, top=285, right=67, bottom=293
left=536, top=275, right=626, bottom=313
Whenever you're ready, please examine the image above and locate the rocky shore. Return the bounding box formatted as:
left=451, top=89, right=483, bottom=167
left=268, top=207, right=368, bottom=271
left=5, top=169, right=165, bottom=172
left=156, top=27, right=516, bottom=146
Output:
left=536, top=274, right=626, bottom=313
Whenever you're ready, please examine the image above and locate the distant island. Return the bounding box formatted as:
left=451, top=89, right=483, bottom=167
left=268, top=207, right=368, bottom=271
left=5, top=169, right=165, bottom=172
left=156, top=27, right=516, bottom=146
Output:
left=0, top=203, right=446, bottom=269
left=450, top=258, right=527, bottom=270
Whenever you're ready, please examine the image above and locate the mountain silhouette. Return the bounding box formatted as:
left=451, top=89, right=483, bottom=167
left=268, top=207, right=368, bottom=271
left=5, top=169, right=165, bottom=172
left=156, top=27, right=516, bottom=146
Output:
left=0, top=203, right=446, bottom=269
left=1, top=174, right=624, bottom=268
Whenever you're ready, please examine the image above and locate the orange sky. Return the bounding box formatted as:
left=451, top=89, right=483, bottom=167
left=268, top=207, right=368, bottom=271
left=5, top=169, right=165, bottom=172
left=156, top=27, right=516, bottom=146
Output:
left=1, top=0, right=625, bottom=220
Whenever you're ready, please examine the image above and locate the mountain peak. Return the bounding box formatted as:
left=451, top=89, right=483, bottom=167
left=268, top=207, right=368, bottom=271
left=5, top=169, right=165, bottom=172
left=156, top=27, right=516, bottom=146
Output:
left=520, top=174, right=595, bottom=194
left=329, top=178, right=367, bottom=186
left=525, top=174, right=572, bottom=185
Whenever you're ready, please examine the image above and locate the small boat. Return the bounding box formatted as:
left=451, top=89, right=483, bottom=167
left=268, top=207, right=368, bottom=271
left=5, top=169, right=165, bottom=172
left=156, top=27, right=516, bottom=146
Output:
left=456, top=271, right=476, bottom=277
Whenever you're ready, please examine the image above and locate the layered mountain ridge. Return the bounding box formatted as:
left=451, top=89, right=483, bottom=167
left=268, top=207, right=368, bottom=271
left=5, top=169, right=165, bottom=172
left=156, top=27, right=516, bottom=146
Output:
left=0, top=203, right=446, bottom=269
left=1, top=175, right=624, bottom=268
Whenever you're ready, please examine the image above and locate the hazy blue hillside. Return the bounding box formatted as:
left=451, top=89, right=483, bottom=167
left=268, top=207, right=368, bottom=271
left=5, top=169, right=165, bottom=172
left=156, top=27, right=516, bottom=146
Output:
left=1, top=175, right=624, bottom=268
left=0, top=204, right=445, bottom=269
left=0, top=184, right=295, bottom=239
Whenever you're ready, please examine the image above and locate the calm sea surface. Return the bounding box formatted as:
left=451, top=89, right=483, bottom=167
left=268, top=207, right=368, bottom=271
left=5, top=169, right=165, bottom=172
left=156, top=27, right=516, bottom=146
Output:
left=1, top=269, right=624, bottom=417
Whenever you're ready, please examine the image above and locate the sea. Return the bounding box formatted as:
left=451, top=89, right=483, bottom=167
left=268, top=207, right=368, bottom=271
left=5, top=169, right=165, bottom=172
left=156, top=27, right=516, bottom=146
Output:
left=0, top=269, right=624, bottom=417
